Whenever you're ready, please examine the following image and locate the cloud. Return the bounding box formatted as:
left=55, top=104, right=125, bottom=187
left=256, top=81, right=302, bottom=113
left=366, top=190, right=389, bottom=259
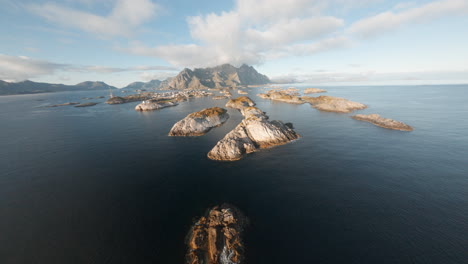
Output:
left=0, top=54, right=178, bottom=82
left=124, top=0, right=348, bottom=68
left=0, top=54, right=66, bottom=81
left=349, top=0, right=468, bottom=38
left=28, top=0, right=160, bottom=38
left=271, top=69, right=468, bottom=84
left=139, top=71, right=176, bottom=81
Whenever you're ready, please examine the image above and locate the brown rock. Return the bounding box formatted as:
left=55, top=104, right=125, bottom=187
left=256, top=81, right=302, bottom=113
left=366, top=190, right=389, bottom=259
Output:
left=168, top=107, right=229, bottom=136
left=186, top=205, right=246, bottom=264
left=352, top=114, right=414, bottom=131
left=225, top=96, right=256, bottom=110
left=302, top=95, right=367, bottom=113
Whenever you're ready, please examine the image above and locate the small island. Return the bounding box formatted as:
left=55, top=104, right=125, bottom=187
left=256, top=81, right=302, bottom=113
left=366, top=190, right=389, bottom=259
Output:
left=304, top=88, right=327, bottom=94
left=258, top=90, right=304, bottom=104
left=352, top=114, right=414, bottom=131
left=208, top=97, right=299, bottom=161
left=302, top=95, right=367, bottom=113
left=186, top=205, right=246, bottom=264
left=168, top=107, right=229, bottom=136
left=74, top=102, right=99, bottom=107
left=225, top=96, right=256, bottom=109
left=47, top=102, right=80, bottom=107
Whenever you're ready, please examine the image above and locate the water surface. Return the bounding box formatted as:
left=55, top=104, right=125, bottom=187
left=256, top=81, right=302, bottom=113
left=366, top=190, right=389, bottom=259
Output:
left=0, top=85, right=467, bottom=264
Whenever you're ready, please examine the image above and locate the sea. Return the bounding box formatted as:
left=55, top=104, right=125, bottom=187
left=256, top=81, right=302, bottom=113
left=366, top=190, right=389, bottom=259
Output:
left=0, top=84, right=467, bottom=264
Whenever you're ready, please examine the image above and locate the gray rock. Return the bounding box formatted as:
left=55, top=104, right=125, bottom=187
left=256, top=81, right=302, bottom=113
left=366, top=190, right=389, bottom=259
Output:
left=208, top=105, right=299, bottom=161
left=168, top=107, right=229, bottom=136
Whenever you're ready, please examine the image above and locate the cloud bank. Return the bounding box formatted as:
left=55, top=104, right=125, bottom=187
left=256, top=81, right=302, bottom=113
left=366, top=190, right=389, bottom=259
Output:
left=349, top=0, right=468, bottom=38
left=125, top=0, right=348, bottom=67
left=28, top=0, right=160, bottom=38
left=0, top=54, right=178, bottom=82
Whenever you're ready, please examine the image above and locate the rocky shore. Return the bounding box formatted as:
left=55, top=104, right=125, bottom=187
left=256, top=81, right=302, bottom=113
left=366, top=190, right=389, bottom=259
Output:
left=107, top=90, right=211, bottom=105
left=47, top=102, right=80, bottom=107
left=208, top=97, right=299, bottom=161
left=304, top=88, right=326, bottom=94
left=186, top=205, right=246, bottom=264
left=352, top=114, right=414, bottom=131
left=168, top=107, right=229, bottom=136
left=302, top=95, right=367, bottom=113
left=225, top=96, right=256, bottom=109
left=135, top=99, right=178, bottom=111
left=258, top=90, right=304, bottom=104
left=74, top=102, right=99, bottom=107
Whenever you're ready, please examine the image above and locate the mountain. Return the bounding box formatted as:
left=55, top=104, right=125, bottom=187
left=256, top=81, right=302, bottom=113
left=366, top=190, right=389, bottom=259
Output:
left=122, top=79, right=162, bottom=90
left=161, top=64, right=270, bottom=90
left=0, top=80, right=117, bottom=96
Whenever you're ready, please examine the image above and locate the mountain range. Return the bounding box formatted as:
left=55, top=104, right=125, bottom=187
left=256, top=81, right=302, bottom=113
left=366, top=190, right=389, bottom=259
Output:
left=1, top=64, right=270, bottom=95
left=0, top=80, right=116, bottom=96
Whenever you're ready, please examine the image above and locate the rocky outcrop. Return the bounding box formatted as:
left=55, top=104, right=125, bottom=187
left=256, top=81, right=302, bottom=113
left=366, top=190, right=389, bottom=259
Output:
left=212, top=96, right=229, bottom=100
left=168, top=107, right=229, bottom=136
left=186, top=205, right=246, bottom=264
left=74, top=102, right=99, bottom=107
left=225, top=96, right=256, bottom=110
left=237, top=90, right=248, bottom=95
left=47, top=102, right=80, bottom=107
left=258, top=90, right=304, bottom=104
left=135, top=99, right=178, bottom=111
left=304, top=88, right=326, bottom=94
left=352, top=114, right=414, bottom=131
left=161, top=64, right=269, bottom=90
left=208, top=105, right=299, bottom=161
left=302, top=95, right=367, bottom=113
left=106, top=93, right=154, bottom=104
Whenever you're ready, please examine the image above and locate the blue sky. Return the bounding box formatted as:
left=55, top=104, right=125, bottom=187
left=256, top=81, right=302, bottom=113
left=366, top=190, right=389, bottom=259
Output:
left=0, top=0, right=467, bottom=87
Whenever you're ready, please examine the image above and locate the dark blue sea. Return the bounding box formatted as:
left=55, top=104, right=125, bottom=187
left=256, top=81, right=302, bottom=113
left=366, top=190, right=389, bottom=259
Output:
left=0, top=85, right=467, bottom=264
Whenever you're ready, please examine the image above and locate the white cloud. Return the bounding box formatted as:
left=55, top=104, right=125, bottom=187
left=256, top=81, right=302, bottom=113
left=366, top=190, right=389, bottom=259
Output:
left=125, top=0, right=347, bottom=68
left=271, top=69, right=468, bottom=85
left=349, top=0, right=468, bottom=38
left=0, top=54, right=178, bottom=82
left=139, top=71, right=175, bottom=81
left=28, top=0, right=160, bottom=38
left=0, top=54, right=65, bottom=81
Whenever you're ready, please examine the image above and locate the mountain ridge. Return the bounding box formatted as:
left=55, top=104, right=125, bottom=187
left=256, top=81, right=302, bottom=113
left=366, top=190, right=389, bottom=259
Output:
left=0, top=80, right=117, bottom=96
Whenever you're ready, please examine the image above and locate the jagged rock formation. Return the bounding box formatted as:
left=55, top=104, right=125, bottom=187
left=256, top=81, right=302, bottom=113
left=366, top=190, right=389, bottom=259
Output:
left=302, top=96, right=367, bottom=113
left=122, top=79, right=162, bottom=91
left=168, top=107, right=229, bottom=136
left=161, top=64, right=269, bottom=90
left=186, top=204, right=246, bottom=264
left=304, top=88, right=326, bottom=94
left=135, top=99, right=178, bottom=111
left=225, top=96, right=256, bottom=110
left=352, top=114, right=414, bottom=131
left=258, top=90, right=304, bottom=104
left=208, top=103, right=299, bottom=161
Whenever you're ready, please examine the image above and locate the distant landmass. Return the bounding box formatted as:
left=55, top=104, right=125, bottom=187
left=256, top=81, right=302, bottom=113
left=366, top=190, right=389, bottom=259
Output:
left=122, top=64, right=270, bottom=91
left=122, top=79, right=162, bottom=91
left=0, top=80, right=116, bottom=96
left=161, top=64, right=270, bottom=90
left=1, top=64, right=269, bottom=95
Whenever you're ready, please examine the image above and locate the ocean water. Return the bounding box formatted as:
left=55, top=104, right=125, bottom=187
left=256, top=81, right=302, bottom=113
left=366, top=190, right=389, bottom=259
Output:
left=0, top=85, right=467, bottom=264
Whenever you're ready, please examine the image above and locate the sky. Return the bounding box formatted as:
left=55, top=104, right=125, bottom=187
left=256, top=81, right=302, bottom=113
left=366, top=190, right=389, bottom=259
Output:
left=0, top=0, right=467, bottom=87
